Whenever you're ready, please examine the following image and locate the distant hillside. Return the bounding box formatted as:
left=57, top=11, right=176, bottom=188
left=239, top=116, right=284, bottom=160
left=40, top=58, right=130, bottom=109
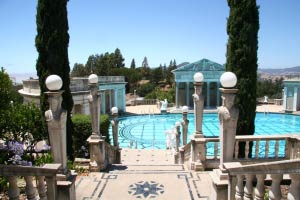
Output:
left=258, top=66, right=300, bottom=75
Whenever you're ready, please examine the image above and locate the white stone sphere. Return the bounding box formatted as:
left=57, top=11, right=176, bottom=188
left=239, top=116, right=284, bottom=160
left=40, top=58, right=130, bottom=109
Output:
left=88, top=74, right=98, bottom=84
left=175, top=121, right=181, bottom=127
left=193, top=72, right=204, bottom=82
left=45, top=75, right=62, bottom=91
left=220, top=72, right=237, bottom=88
left=111, top=107, right=118, bottom=114
left=182, top=106, right=189, bottom=113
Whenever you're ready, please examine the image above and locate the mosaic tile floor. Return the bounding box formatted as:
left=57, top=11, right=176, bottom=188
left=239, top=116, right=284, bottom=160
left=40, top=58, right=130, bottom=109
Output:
left=75, top=149, right=212, bottom=200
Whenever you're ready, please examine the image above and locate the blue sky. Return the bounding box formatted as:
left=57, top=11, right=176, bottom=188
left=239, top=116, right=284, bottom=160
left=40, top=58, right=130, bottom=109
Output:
left=1, top=0, right=300, bottom=76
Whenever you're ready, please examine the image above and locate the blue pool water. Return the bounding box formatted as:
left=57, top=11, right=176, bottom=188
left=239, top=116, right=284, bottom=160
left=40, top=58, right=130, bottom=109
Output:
left=109, top=113, right=300, bottom=150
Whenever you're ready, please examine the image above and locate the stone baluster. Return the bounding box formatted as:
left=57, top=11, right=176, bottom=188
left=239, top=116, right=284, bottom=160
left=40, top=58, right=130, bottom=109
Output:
left=255, top=174, right=266, bottom=200
left=37, top=176, right=47, bottom=200
left=245, top=140, right=250, bottom=159
left=269, top=174, right=283, bottom=200
left=235, top=174, right=245, bottom=200
left=275, top=140, right=279, bottom=158
left=287, top=174, right=300, bottom=200
left=24, top=176, right=36, bottom=200
left=255, top=140, right=260, bottom=158
left=244, top=174, right=254, bottom=200
left=235, top=141, right=239, bottom=159
left=265, top=140, right=269, bottom=158
left=8, top=176, right=20, bottom=200
left=214, top=142, right=218, bottom=159
left=45, top=176, right=57, bottom=200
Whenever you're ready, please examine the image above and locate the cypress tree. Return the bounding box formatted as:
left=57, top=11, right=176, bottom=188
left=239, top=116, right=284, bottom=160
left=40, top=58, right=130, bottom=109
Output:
left=130, top=59, right=136, bottom=69
left=226, top=0, right=259, bottom=157
left=36, top=0, right=74, bottom=160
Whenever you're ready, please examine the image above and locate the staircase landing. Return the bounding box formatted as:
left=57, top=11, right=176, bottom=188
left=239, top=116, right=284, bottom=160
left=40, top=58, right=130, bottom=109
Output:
left=75, top=149, right=213, bottom=200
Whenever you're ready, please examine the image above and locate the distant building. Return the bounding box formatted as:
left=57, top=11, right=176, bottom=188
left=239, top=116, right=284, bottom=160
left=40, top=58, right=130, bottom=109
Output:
left=172, top=59, right=225, bottom=108
left=18, top=76, right=127, bottom=114
left=283, top=78, right=300, bottom=112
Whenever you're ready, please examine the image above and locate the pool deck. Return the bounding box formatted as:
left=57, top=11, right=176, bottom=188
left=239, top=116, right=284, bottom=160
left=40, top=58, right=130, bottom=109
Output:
left=125, top=104, right=287, bottom=115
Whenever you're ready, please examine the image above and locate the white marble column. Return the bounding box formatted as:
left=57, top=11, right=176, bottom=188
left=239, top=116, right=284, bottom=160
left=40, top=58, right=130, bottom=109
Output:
left=293, top=87, right=298, bottom=111
left=206, top=82, right=210, bottom=107
left=186, top=82, right=190, bottom=107
left=283, top=87, right=287, bottom=111
left=217, top=82, right=221, bottom=106
left=175, top=82, right=179, bottom=108
left=122, top=88, right=126, bottom=112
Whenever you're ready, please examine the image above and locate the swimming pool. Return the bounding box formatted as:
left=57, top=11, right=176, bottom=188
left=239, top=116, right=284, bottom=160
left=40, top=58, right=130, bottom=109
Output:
left=109, top=113, right=300, bottom=149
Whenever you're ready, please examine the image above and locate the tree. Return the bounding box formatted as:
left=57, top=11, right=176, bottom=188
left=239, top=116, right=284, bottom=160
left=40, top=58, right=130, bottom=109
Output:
left=71, top=63, right=87, bottom=77
left=113, top=48, right=125, bottom=68
left=226, top=0, right=259, bottom=158
left=130, top=59, right=136, bottom=69
left=142, top=56, right=149, bottom=68
left=0, top=67, right=14, bottom=110
left=36, top=0, right=74, bottom=160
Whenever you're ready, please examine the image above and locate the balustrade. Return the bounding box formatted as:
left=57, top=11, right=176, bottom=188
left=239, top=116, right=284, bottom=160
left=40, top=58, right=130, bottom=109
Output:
left=0, top=164, right=60, bottom=199
left=225, top=159, right=300, bottom=200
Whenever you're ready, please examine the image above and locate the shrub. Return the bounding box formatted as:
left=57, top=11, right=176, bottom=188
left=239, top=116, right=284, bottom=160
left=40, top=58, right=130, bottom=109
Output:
left=72, top=114, right=110, bottom=158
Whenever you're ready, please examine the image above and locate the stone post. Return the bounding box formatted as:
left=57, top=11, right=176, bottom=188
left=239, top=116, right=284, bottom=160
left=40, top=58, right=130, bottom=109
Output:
left=190, top=72, right=205, bottom=171
left=44, top=75, right=76, bottom=200
left=86, top=74, right=106, bottom=171
left=218, top=88, right=239, bottom=170
left=111, top=107, right=121, bottom=163
left=174, top=121, right=181, bottom=163
left=181, top=106, right=189, bottom=145
left=210, top=72, right=238, bottom=200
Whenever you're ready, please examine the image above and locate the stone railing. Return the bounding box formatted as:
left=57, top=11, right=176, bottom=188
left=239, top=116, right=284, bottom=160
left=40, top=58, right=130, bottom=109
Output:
left=179, top=141, right=192, bottom=164
left=104, top=142, right=120, bottom=164
left=179, top=134, right=300, bottom=170
left=132, top=99, right=157, bottom=105
left=0, top=163, right=61, bottom=200
left=224, top=159, right=300, bottom=200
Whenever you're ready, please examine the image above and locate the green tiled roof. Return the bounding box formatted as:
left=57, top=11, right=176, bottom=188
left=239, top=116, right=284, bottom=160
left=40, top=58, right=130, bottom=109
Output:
left=172, top=59, right=224, bottom=72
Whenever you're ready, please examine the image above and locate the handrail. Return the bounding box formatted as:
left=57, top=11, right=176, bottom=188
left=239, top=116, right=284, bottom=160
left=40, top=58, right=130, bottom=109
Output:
left=0, top=164, right=61, bottom=200
left=224, top=159, right=300, bottom=200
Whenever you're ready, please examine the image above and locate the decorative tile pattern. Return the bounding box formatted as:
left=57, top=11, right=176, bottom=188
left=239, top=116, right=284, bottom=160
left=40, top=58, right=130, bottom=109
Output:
left=128, top=181, right=164, bottom=199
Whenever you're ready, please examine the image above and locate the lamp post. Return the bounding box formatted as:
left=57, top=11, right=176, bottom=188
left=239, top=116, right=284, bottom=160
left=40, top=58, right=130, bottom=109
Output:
left=44, top=75, right=68, bottom=173
left=193, top=72, right=204, bottom=138
left=88, top=74, right=101, bottom=138
left=218, top=72, right=239, bottom=170
left=181, top=105, right=189, bottom=145
left=86, top=74, right=105, bottom=171
left=111, top=107, right=119, bottom=147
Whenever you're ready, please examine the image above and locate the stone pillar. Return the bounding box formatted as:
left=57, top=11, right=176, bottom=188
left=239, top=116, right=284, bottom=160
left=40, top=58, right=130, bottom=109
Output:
left=206, top=81, right=210, bottom=107
left=114, top=89, right=118, bottom=107
left=283, top=87, right=287, bottom=111
left=218, top=88, right=239, bottom=170
left=44, top=75, right=76, bottom=200
left=181, top=109, right=189, bottom=145
left=217, top=82, right=221, bottom=106
left=175, top=122, right=181, bottom=152
left=45, top=90, right=68, bottom=172
left=111, top=107, right=121, bottom=164
left=293, top=87, right=298, bottom=111
left=186, top=82, right=190, bottom=107
left=175, top=82, right=179, bottom=108
left=86, top=76, right=106, bottom=172
left=193, top=82, right=204, bottom=137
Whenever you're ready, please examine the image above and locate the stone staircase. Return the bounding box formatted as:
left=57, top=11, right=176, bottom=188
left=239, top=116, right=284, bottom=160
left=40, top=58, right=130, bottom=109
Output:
left=75, top=149, right=213, bottom=200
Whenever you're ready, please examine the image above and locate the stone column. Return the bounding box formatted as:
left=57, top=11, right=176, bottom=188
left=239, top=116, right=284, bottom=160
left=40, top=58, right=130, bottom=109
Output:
left=175, top=82, right=179, bottom=108
left=181, top=108, right=189, bottom=145
left=86, top=74, right=106, bottom=172
left=193, top=82, right=204, bottom=137
left=44, top=75, right=76, bottom=200
left=293, top=87, right=298, bottom=111
left=217, top=82, right=221, bottom=106
left=283, top=87, right=287, bottom=111
left=186, top=82, right=190, bottom=107
left=206, top=81, right=210, bottom=107
left=111, top=107, right=121, bottom=163
left=45, top=90, right=68, bottom=172
left=218, top=88, right=239, bottom=170
left=175, top=122, right=181, bottom=152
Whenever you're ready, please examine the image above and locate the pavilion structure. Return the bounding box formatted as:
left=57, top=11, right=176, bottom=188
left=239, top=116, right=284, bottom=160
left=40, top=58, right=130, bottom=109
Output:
left=172, top=58, right=225, bottom=108
left=283, top=78, right=300, bottom=112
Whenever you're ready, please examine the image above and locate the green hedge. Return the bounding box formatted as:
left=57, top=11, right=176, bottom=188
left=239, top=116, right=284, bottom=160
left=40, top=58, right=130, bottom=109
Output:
left=72, top=114, right=110, bottom=158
